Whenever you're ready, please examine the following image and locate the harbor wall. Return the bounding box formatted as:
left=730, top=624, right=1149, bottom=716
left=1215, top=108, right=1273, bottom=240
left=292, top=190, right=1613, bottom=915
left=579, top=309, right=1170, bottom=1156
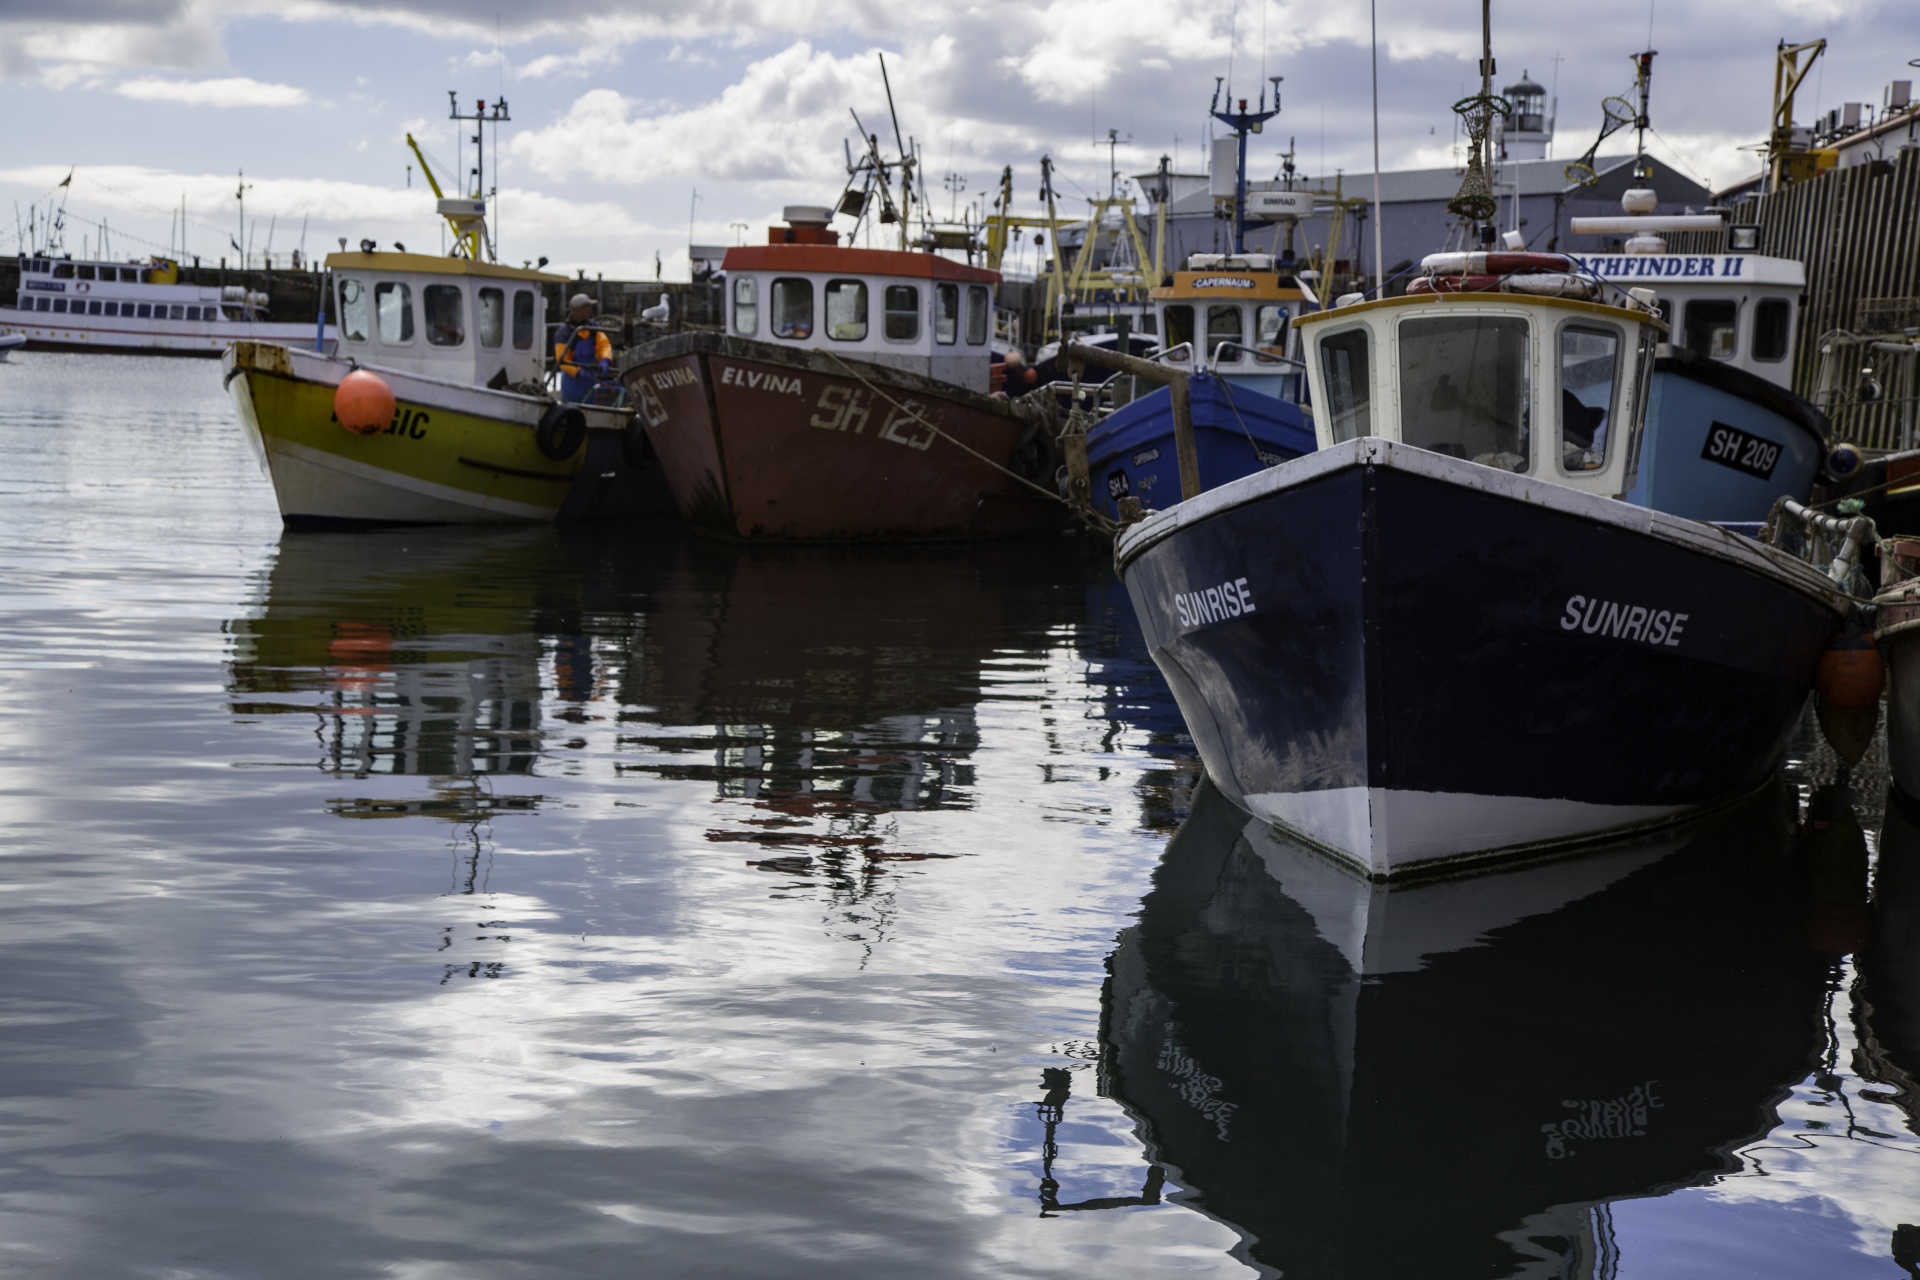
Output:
left=1665, top=147, right=1920, bottom=451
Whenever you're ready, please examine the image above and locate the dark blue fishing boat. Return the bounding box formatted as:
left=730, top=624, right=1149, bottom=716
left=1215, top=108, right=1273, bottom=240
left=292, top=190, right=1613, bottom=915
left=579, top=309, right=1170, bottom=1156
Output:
left=1115, top=264, right=1856, bottom=879
left=1083, top=87, right=1322, bottom=520
left=1090, top=365, right=1314, bottom=516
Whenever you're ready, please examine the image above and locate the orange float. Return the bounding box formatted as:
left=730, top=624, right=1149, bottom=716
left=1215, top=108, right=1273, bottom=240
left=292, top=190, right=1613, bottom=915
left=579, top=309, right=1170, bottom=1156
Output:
left=333, top=369, right=396, bottom=436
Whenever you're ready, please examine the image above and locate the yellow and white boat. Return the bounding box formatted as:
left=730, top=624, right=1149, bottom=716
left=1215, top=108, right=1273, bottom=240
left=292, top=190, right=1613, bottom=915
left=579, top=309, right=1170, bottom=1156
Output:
left=225, top=107, right=656, bottom=527
left=226, top=247, right=638, bottom=526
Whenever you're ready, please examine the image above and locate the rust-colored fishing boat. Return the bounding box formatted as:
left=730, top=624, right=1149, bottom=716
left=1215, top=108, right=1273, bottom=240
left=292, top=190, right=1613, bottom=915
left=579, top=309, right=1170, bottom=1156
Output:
left=621, top=208, right=1061, bottom=541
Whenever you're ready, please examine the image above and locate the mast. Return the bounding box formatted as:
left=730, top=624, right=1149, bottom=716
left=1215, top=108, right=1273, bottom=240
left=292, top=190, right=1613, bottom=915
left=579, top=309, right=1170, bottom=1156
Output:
left=1209, top=77, right=1282, bottom=256
left=445, top=92, right=510, bottom=261
left=1630, top=49, right=1658, bottom=183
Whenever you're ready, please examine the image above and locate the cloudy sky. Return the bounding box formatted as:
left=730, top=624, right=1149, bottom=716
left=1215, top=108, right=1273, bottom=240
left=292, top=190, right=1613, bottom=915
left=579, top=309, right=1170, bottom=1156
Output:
left=2, top=0, right=1915, bottom=281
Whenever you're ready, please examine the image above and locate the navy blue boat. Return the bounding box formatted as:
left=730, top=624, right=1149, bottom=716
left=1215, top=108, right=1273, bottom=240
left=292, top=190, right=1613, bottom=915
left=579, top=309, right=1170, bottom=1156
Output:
left=1089, top=371, right=1314, bottom=517
left=1083, top=250, right=1319, bottom=521
left=1116, top=274, right=1854, bottom=879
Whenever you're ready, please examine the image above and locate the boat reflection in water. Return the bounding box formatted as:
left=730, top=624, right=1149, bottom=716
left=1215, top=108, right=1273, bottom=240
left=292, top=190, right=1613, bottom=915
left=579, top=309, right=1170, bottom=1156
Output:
left=1087, top=779, right=1858, bottom=1278
left=227, top=526, right=577, bottom=790
left=224, top=522, right=1112, bottom=892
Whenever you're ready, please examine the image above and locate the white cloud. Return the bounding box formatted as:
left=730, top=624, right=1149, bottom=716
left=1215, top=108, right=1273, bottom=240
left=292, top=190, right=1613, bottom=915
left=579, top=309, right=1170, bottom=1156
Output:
left=509, top=41, right=905, bottom=190
left=115, top=75, right=310, bottom=108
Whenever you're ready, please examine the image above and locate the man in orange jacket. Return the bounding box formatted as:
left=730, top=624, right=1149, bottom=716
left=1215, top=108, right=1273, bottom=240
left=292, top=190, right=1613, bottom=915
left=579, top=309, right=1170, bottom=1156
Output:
left=555, top=293, right=612, bottom=403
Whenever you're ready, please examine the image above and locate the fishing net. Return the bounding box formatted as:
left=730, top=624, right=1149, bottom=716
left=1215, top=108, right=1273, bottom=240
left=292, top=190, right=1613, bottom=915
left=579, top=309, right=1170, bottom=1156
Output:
left=1564, top=97, right=1638, bottom=188
left=1448, top=94, right=1511, bottom=223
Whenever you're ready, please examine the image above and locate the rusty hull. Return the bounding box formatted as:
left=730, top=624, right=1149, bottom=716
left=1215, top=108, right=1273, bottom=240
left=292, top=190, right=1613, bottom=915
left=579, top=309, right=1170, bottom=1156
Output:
left=622, top=331, right=1063, bottom=541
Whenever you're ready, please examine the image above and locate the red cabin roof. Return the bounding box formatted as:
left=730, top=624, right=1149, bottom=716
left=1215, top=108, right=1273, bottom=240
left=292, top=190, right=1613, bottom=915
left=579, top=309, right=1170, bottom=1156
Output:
left=722, top=243, right=1000, bottom=285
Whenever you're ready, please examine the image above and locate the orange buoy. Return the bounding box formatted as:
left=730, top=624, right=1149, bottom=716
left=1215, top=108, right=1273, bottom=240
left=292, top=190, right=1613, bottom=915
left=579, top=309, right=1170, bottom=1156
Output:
left=1815, top=635, right=1884, bottom=710
left=333, top=369, right=395, bottom=436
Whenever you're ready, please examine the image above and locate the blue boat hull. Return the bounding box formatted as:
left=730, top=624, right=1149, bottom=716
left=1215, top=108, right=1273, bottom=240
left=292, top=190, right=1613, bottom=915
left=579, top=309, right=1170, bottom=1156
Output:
left=1626, top=352, right=1826, bottom=522
left=1086, top=374, right=1314, bottom=520
left=1115, top=439, right=1844, bottom=878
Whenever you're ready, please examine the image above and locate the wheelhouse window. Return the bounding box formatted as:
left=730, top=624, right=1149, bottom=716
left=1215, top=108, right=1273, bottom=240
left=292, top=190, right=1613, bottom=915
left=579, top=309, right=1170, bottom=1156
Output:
left=1559, top=325, right=1621, bottom=473
left=477, top=287, right=504, bottom=348
left=732, top=276, right=758, bottom=336
left=825, top=279, right=868, bottom=341
left=424, top=284, right=465, bottom=347
left=1207, top=305, right=1244, bottom=361
left=375, top=282, right=414, bottom=344
left=771, top=277, right=813, bottom=339
left=120, top=268, right=139, bottom=284
left=339, top=278, right=370, bottom=342
left=77, top=265, right=96, bottom=281
left=1161, top=304, right=1195, bottom=359
left=966, top=286, right=990, bottom=345
left=1318, top=326, right=1372, bottom=442
left=1255, top=305, right=1288, bottom=352
left=1753, top=297, right=1792, bottom=362
left=884, top=285, right=920, bottom=341
left=52, top=263, right=74, bottom=279
left=1397, top=314, right=1530, bottom=470
left=1682, top=299, right=1737, bottom=360
left=512, top=290, right=535, bottom=349
left=934, top=283, right=959, bottom=345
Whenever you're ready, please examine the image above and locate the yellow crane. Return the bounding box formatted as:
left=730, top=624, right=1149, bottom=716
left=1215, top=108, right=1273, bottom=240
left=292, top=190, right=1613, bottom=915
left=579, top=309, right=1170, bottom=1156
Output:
left=1768, top=39, right=1828, bottom=192
left=405, top=131, right=490, bottom=261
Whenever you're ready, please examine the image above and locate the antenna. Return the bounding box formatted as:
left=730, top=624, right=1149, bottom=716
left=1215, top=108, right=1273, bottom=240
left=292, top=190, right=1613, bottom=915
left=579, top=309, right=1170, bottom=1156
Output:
left=234, top=169, right=252, bottom=268
left=878, top=53, right=915, bottom=248
left=1631, top=49, right=1658, bottom=181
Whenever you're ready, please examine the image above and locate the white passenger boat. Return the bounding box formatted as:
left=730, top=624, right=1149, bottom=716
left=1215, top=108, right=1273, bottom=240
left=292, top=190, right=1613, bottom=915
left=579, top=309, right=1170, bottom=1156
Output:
left=6, top=252, right=330, bottom=356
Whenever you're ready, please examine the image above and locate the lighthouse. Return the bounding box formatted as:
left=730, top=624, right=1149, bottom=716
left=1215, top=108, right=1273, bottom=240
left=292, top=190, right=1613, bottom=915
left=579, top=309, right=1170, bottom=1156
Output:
left=1497, top=72, right=1552, bottom=160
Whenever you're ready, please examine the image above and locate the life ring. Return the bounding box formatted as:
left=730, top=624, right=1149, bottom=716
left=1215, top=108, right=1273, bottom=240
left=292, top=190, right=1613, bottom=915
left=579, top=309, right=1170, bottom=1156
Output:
left=1418, top=250, right=1577, bottom=276
left=76, top=282, right=89, bottom=294
left=620, top=414, right=656, bottom=470
left=1408, top=274, right=1501, bottom=295
left=535, top=403, right=587, bottom=460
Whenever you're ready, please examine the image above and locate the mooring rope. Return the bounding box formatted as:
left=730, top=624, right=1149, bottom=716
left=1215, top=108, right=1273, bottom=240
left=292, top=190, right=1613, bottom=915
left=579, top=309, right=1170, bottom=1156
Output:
left=817, top=349, right=1119, bottom=534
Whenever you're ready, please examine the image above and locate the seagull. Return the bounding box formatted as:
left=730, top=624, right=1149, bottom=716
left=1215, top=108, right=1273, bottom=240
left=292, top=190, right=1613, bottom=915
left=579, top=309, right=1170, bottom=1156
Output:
left=640, top=292, right=670, bottom=323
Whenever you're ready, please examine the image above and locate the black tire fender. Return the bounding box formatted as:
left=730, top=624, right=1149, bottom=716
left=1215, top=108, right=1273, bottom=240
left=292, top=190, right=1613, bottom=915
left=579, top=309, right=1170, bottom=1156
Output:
left=535, top=403, right=587, bottom=461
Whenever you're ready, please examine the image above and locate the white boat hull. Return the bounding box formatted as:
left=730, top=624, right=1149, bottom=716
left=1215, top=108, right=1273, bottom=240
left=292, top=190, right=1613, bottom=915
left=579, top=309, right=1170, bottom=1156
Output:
left=1, top=307, right=330, bottom=357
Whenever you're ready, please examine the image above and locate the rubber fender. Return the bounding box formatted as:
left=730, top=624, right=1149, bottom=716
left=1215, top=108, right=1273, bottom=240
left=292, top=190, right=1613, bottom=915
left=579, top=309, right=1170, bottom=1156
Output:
left=535, top=403, right=587, bottom=461
left=620, top=414, right=656, bottom=470
left=1825, top=442, right=1865, bottom=482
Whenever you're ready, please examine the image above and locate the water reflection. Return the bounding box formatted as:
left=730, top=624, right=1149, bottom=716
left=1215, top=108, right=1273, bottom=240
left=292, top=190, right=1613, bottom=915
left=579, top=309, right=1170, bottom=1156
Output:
left=222, top=524, right=1130, bottom=938
left=1087, top=780, right=1874, bottom=1278
left=227, top=526, right=567, bottom=783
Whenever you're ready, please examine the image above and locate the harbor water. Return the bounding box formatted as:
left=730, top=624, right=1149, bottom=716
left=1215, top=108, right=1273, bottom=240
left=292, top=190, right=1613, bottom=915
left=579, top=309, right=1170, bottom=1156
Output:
left=2, top=353, right=1918, bottom=1277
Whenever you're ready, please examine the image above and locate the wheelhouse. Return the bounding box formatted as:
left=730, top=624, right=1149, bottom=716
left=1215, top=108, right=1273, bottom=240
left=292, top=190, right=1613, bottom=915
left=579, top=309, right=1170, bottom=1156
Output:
left=325, top=250, right=559, bottom=388
left=1151, top=252, right=1317, bottom=399
left=1297, top=292, right=1665, bottom=500
left=1569, top=253, right=1803, bottom=389
left=721, top=242, right=1000, bottom=394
